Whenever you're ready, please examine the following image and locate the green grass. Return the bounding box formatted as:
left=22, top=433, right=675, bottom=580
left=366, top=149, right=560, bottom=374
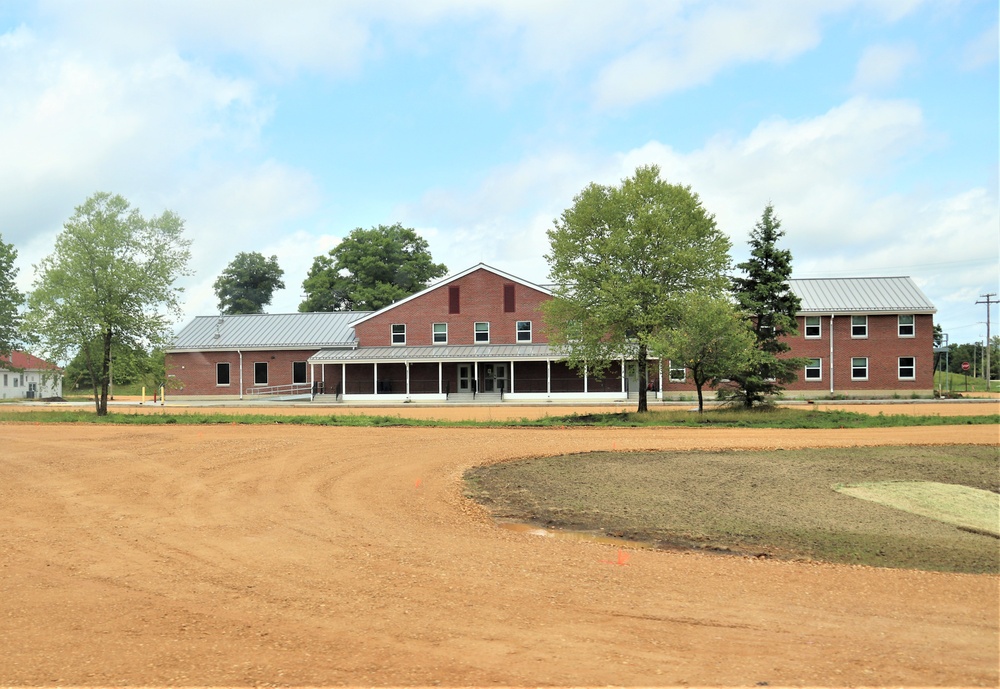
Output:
left=464, top=445, right=1000, bottom=573
left=934, top=370, right=997, bottom=393
left=0, top=407, right=997, bottom=428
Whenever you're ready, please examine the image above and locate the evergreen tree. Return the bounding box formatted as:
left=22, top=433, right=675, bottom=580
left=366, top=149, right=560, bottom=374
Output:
left=727, top=204, right=803, bottom=407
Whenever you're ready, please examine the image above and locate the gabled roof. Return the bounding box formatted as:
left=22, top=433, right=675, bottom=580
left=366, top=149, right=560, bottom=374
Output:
left=1, top=351, right=61, bottom=371
left=789, top=277, right=936, bottom=314
left=350, top=263, right=553, bottom=327
left=168, top=311, right=372, bottom=351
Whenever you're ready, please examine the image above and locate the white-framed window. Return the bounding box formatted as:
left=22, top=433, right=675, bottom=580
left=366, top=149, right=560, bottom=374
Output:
left=474, top=321, right=490, bottom=343
left=216, top=362, right=230, bottom=386
left=805, top=358, right=822, bottom=380
left=432, top=322, right=447, bottom=344
left=516, top=320, right=532, bottom=342
left=805, top=316, right=821, bottom=338
left=391, top=323, right=406, bottom=345
left=898, top=315, right=915, bottom=337
left=851, top=315, right=868, bottom=338
left=667, top=361, right=686, bottom=382
left=851, top=357, right=868, bottom=381
left=293, top=361, right=307, bottom=384
left=898, top=356, right=915, bottom=380
left=254, top=362, right=268, bottom=386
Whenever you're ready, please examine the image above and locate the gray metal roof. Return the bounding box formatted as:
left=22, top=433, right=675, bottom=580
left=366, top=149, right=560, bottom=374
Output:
left=310, top=343, right=557, bottom=363
left=789, top=277, right=936, bottom=314
left=168, top=311, right=372, bottom=351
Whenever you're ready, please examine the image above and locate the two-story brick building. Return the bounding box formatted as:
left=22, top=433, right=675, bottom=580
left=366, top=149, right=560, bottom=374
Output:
left=165, top=265, right=936, bottom=401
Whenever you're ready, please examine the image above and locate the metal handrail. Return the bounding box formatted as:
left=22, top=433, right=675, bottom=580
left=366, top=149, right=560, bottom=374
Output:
left=246, top=383, right=313, bottom=397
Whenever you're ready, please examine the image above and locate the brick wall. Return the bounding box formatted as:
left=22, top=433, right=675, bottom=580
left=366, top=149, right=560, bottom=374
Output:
left=166, top=349, right=321, bottom=396
left=354, top=268, right=551, bottom=347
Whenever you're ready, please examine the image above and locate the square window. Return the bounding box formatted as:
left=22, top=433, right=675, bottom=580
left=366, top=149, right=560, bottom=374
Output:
left=254, top=362, right=268, bottom=386
left=516, top=320, right=532, bottom=342
left=805, top=316, right=821, bottom=338
left=851, top=315, right=868, bottom=338
left=391, top=323, right=406, bottom=345
left=898, top=356, right=915, bottom=380
left=805, top=358, right=822, bottom=380
left=216, top=362, right=230, bottom=386
left=668, top=361, right=686, bottom=382
left=293, top=361, right=307, bottom=384
left=474, top=322, right=490, bottom=343
left=433, top=323, right=447, bottom=344
left=851, top=357, right=868, bottom=380
left=898, top=315, right=915, bottom=337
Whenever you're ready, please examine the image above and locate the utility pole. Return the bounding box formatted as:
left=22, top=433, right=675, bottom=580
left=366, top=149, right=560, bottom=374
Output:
left=976, top=293, right=996, bottom=391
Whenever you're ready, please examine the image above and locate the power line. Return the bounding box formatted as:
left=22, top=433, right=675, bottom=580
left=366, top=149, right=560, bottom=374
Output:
left=975, top=293, right=997, bottom=391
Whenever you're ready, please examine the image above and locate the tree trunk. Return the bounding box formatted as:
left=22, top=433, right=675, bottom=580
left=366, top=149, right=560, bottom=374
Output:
left=696, top=382, right=704, bottom=413
left=636, top=343, right=648, bottom=413
left=98, top=329, right=112, bottom=416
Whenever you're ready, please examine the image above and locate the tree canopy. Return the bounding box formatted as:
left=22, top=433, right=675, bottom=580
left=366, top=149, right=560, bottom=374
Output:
left=299, top=223, right=447, bottom=312
left=543, top=165, right=732, bottom=412
left=0, top=232, right=23, bottom=362
left=24, top=192, right=191, bottom=415
left=653, top=293, right=758, bottom=412
left=213, top=251, right=285, bottom=314
left=726, top=203, right=803, bottom=407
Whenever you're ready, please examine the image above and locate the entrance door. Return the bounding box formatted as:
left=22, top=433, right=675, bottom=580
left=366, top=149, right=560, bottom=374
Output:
left=482, top=363, right=507, bottom=393
left=458, top=364, right=472, bottom=392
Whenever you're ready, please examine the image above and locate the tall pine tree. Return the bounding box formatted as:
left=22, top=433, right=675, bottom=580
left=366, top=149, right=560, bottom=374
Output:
left=727, top=204, right=803, bottom=407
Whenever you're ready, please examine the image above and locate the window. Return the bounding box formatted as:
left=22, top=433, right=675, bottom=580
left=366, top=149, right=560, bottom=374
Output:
left=898, top=315, right=915, bottom=337
left=851, top=315, right=868, bottom=338
left=474, top=322, right=490, bottom=343
left=449, top=286, right=460, bottom=314
left=433, top=323, right=447, bottom=344
left=391, top=323, right=406, bottom=345
left=254, top=362, right=268, bottom=385
left=898, top=356, right=915, bottom=380
left=2, top=374, right=6, bottom=386
left=216, top=362, right=230, bottom=386
left=668, top=361, right=686, bottom=382
left=293, top=361, right=307, bottom=384
left=805, top=358, right=822, bottom=380
left=516, top=320, right=532, bottom=342
left=851, top=357, right=868, bottom=381
left=805, top=316, right=821, bottom=338
left=504, top=284, right=516, bottom=313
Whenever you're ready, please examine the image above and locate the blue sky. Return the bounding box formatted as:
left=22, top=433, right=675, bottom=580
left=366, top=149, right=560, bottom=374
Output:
left=1, top=0, right=997, bottom=344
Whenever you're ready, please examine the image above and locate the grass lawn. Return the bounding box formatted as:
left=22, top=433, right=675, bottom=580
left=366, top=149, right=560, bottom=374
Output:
left=464, top=445, right=1000, bottom=574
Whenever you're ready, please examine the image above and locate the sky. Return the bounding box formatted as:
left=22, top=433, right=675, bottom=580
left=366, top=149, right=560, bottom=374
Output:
left=1, top=0, right=997, bottom=345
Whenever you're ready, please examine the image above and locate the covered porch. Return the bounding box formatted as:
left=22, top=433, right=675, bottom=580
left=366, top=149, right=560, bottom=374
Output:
left=307, top=344, right=662, bottom=403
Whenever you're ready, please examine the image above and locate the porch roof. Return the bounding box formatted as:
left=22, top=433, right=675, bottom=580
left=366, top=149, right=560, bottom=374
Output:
left=309, top=343, right=559, bottom=364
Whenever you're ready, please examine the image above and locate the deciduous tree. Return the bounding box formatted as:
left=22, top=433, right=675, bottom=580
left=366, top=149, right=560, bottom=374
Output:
left=213, top=251, right=285, bottom=314
left=725, top=204, right=804, bottom=407
left=544, top=165, right=732, bottom=412
left=300, top=223, right=446, bottom=312
left=0, top=232, right=23, bottom=362
left=654, top=294, right=758, bottom=412
left=25, top=192, right=191, bottom=415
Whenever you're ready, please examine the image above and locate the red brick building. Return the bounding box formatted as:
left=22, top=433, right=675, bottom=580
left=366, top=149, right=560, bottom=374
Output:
left=166, top=266, right=936, bottom=401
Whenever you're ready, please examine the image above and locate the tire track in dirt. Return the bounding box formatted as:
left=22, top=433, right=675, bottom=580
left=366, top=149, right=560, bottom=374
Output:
left=0, top=423, right=996, bottom=686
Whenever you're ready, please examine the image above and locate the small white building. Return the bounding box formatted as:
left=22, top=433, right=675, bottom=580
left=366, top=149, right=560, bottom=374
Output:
left=1, top=351, right=63, bottom=400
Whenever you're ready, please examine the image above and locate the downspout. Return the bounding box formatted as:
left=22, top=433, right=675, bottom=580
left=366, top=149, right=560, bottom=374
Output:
left=829, top=315, right=834, bottom=395
left=238, top=349, right=244, bottom=400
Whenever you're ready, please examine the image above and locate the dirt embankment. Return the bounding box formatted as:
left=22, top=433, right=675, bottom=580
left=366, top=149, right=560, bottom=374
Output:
left=0, top=423, right=997, bottom=686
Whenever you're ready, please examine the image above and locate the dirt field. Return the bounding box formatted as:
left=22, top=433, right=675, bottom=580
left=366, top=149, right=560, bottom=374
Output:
left=1, top=421, right=997, bottom=686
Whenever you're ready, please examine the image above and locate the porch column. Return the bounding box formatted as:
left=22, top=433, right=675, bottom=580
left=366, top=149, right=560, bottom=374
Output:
left=341, top=363, right=346, bottom=396
left=438, top=361, right=442, bottom=394
left=546, top=359, right=551, bottom=395
left=373, top=362, right=378, bottom=395
left=658, top=360, right=663, bottom=400
left=584, top=363, right=588, bottom=394
left=621, top=358, right=626, bottom=393
left=405, top=362, right=411, bottom=397
left=510, top=360, right=514, bottom=393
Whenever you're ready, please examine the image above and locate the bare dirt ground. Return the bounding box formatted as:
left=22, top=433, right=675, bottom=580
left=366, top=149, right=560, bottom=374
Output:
left=0, top=420, right=997, bottom=687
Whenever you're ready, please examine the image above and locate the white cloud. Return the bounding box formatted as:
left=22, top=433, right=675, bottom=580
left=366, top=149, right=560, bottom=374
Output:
left=961, top=23, right=999, bottom=71
left=851, top=43, right=919, bottom=91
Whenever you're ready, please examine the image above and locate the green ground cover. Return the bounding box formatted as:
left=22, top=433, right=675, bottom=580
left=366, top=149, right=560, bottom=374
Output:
left=0, top=407, right=997, bottom=428
left=464, top=445, right=1000, bottom=573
